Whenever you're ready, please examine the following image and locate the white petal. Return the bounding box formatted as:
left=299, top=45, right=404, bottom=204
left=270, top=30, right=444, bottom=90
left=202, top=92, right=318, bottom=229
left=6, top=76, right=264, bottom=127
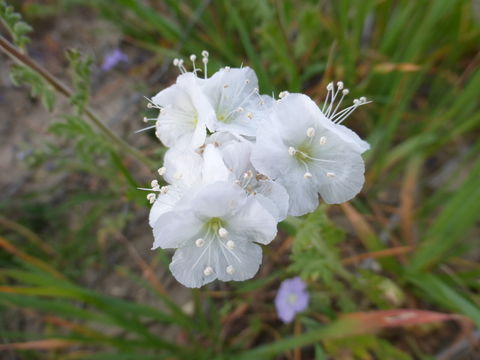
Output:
left=155, top=103, right=199, bottom=149
left=202, top=144, right=231, bottom=184
left=206, top=131, right=241, bottom=150
left=178, top=73, right=216, bottom=135
left=154, top=73, right=213, bottom=149
left=212, top=240, right=263, bottom=282
left=273, top=93, right=327, bottom=144
left=226, top=197, right=277, bottom=245
left=221, top=141, right=252, bottom=177
left=254, top=194, right=280, bottom=222
left=280, top=175, right=320, bottom=216
left=329, top=123, right=370, bottom=154
left=190, top=121, right=207, bottom=149
left=255, top=180, right=289, bottom=221
left=315, top=152, right=365, bottom=204
left=202, top=67, right=269, bottom=136
left=163, top=147, right=203, bottom=187
left=251, top=119, right=297, bottom=179
left=152, top=210, right=203, bottom=249
left=191, top=182, right=246, bottom=218
left=169, top=242, right=217, bottom=288
left=306, top=128, right=366, bottom=204
left=151, top=84, right=179, bottom=107
left=148, top=185, right=184, bottom=227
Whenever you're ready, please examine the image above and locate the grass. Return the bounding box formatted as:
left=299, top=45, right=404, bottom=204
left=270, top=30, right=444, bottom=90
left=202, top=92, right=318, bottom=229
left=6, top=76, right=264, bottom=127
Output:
left=1, top=0, right=479, bottom=358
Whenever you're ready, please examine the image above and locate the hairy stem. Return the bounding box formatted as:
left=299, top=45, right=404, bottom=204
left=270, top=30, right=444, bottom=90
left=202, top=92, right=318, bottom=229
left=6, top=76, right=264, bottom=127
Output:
left=0, top=34, right=155, bottom=170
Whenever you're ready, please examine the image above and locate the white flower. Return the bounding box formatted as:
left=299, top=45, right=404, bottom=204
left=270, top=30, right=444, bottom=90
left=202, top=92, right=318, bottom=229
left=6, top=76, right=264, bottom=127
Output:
left=148, top=184, right=186, bottom=228
left=202, top=67, right=274, bottom=136
left=220, top=140, right=289, bottom=221
left=149, top=144, right=231, bottom=228
left=151, top=73, right=215, bottom=149
left=151, top=182, right=277, bottom=288
left=251, top=93, right=367, bottom=216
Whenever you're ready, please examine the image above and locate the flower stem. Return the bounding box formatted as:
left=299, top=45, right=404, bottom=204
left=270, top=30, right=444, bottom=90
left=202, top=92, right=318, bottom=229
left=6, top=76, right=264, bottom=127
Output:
left=0, top=34, right=155, bottom=170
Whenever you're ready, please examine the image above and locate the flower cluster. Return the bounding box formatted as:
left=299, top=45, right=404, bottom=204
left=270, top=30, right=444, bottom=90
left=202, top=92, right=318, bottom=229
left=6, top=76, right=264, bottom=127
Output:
left=143, top=51, right=369, bottom=288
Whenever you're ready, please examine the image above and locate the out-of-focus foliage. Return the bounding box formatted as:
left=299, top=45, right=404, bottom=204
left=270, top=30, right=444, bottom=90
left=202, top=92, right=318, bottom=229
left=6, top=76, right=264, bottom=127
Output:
left=0, top=0, right=32, bottom=48
left=1, top=0, right=479, bottom=359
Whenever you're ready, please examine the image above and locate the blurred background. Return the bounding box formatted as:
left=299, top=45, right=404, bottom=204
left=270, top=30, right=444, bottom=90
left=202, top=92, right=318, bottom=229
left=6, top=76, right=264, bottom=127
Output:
left=0, top=0, right=479, bottom=359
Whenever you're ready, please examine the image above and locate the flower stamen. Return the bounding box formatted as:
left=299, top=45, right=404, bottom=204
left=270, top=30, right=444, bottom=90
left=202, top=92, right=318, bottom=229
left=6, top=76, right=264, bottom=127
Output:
left=202, top=50, right=209, bottom=79
left=218, top=227, right=228, bottom=238
left=203, top=266, right=213, bottom=276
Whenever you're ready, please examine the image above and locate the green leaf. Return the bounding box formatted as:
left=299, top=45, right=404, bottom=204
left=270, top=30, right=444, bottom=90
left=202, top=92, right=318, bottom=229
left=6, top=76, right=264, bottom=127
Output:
left=288, top=206, right=346, bottom=282
left=9, top=64, right=56, bottom=111
left=66, top=49, right=93, bottom=115
left=0, top=1, right=32, bottom=48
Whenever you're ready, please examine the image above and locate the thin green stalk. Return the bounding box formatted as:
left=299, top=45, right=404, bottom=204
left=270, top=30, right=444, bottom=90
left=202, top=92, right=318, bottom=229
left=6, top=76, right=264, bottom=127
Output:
left=0, top=34, right=154, bottom=170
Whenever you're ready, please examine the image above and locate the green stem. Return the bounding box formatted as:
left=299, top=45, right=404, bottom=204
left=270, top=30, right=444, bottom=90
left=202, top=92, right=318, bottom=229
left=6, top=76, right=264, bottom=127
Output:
left=0, top=34, right=155, bottom=170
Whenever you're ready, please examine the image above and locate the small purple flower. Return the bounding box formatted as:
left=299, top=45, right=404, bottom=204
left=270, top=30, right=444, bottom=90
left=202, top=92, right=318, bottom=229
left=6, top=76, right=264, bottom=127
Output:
left=101, top=49, right=128, bottom=72
left=275, top=277, right=309, bottom=323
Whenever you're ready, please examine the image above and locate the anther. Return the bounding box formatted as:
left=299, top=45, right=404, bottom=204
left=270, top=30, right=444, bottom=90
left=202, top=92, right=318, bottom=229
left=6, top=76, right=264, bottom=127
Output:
left=342, top=89, right=349, bottom=95
left=147, top=103, right=154, bottom=108
left=195, top=238, right=205, bottom=247
left=189, top=54, right=196, bottom=62
left=246, top=112, right=253, bottom=119
left=326, top=172, right=336, bottom=177
left=172, top=58, right=179, bottom=66
left=353, top=99, right=360, bottom=105
left=279, top=91, right=288, bottom=99
left=304, top=172, right=313, bottom=179
left=337, top=81, right=344, bottom=90
left=306, top=127, right=316, bottom=138
left=202, top=51, right=209, bottom=79
left=226, top=265, right=235, bottom=275
left=143, top=116, right=148, bottom=123
left=160, top=186, right=168, bottom=194
left=218, top=227, right=228, bottom=238
left=203, top=266, right=213, bottom=276
left=146, top=193, right=156, bottom=204
left=359, top=96, right=367, bottom=103
left=288, top=146, right=297, bottom=156
left=226, top=240, right=235, bottom=249
left=319, top=136, right=327, bottom=145
left=151, top=179, right=160, bottom=191
left=326, top=82, right=334, bottom=91
left=158, top=167, right=166, bottom=176
left=225, top=66, right=231, bottom=71
left=243, top=170, right=253, bottom=179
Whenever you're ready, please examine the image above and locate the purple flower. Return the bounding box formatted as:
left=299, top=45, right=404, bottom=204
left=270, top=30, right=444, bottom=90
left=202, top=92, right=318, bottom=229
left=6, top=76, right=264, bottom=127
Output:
left=275, top=277, right=309, bottom=323
left=101, top=49, right=128, bottom=72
